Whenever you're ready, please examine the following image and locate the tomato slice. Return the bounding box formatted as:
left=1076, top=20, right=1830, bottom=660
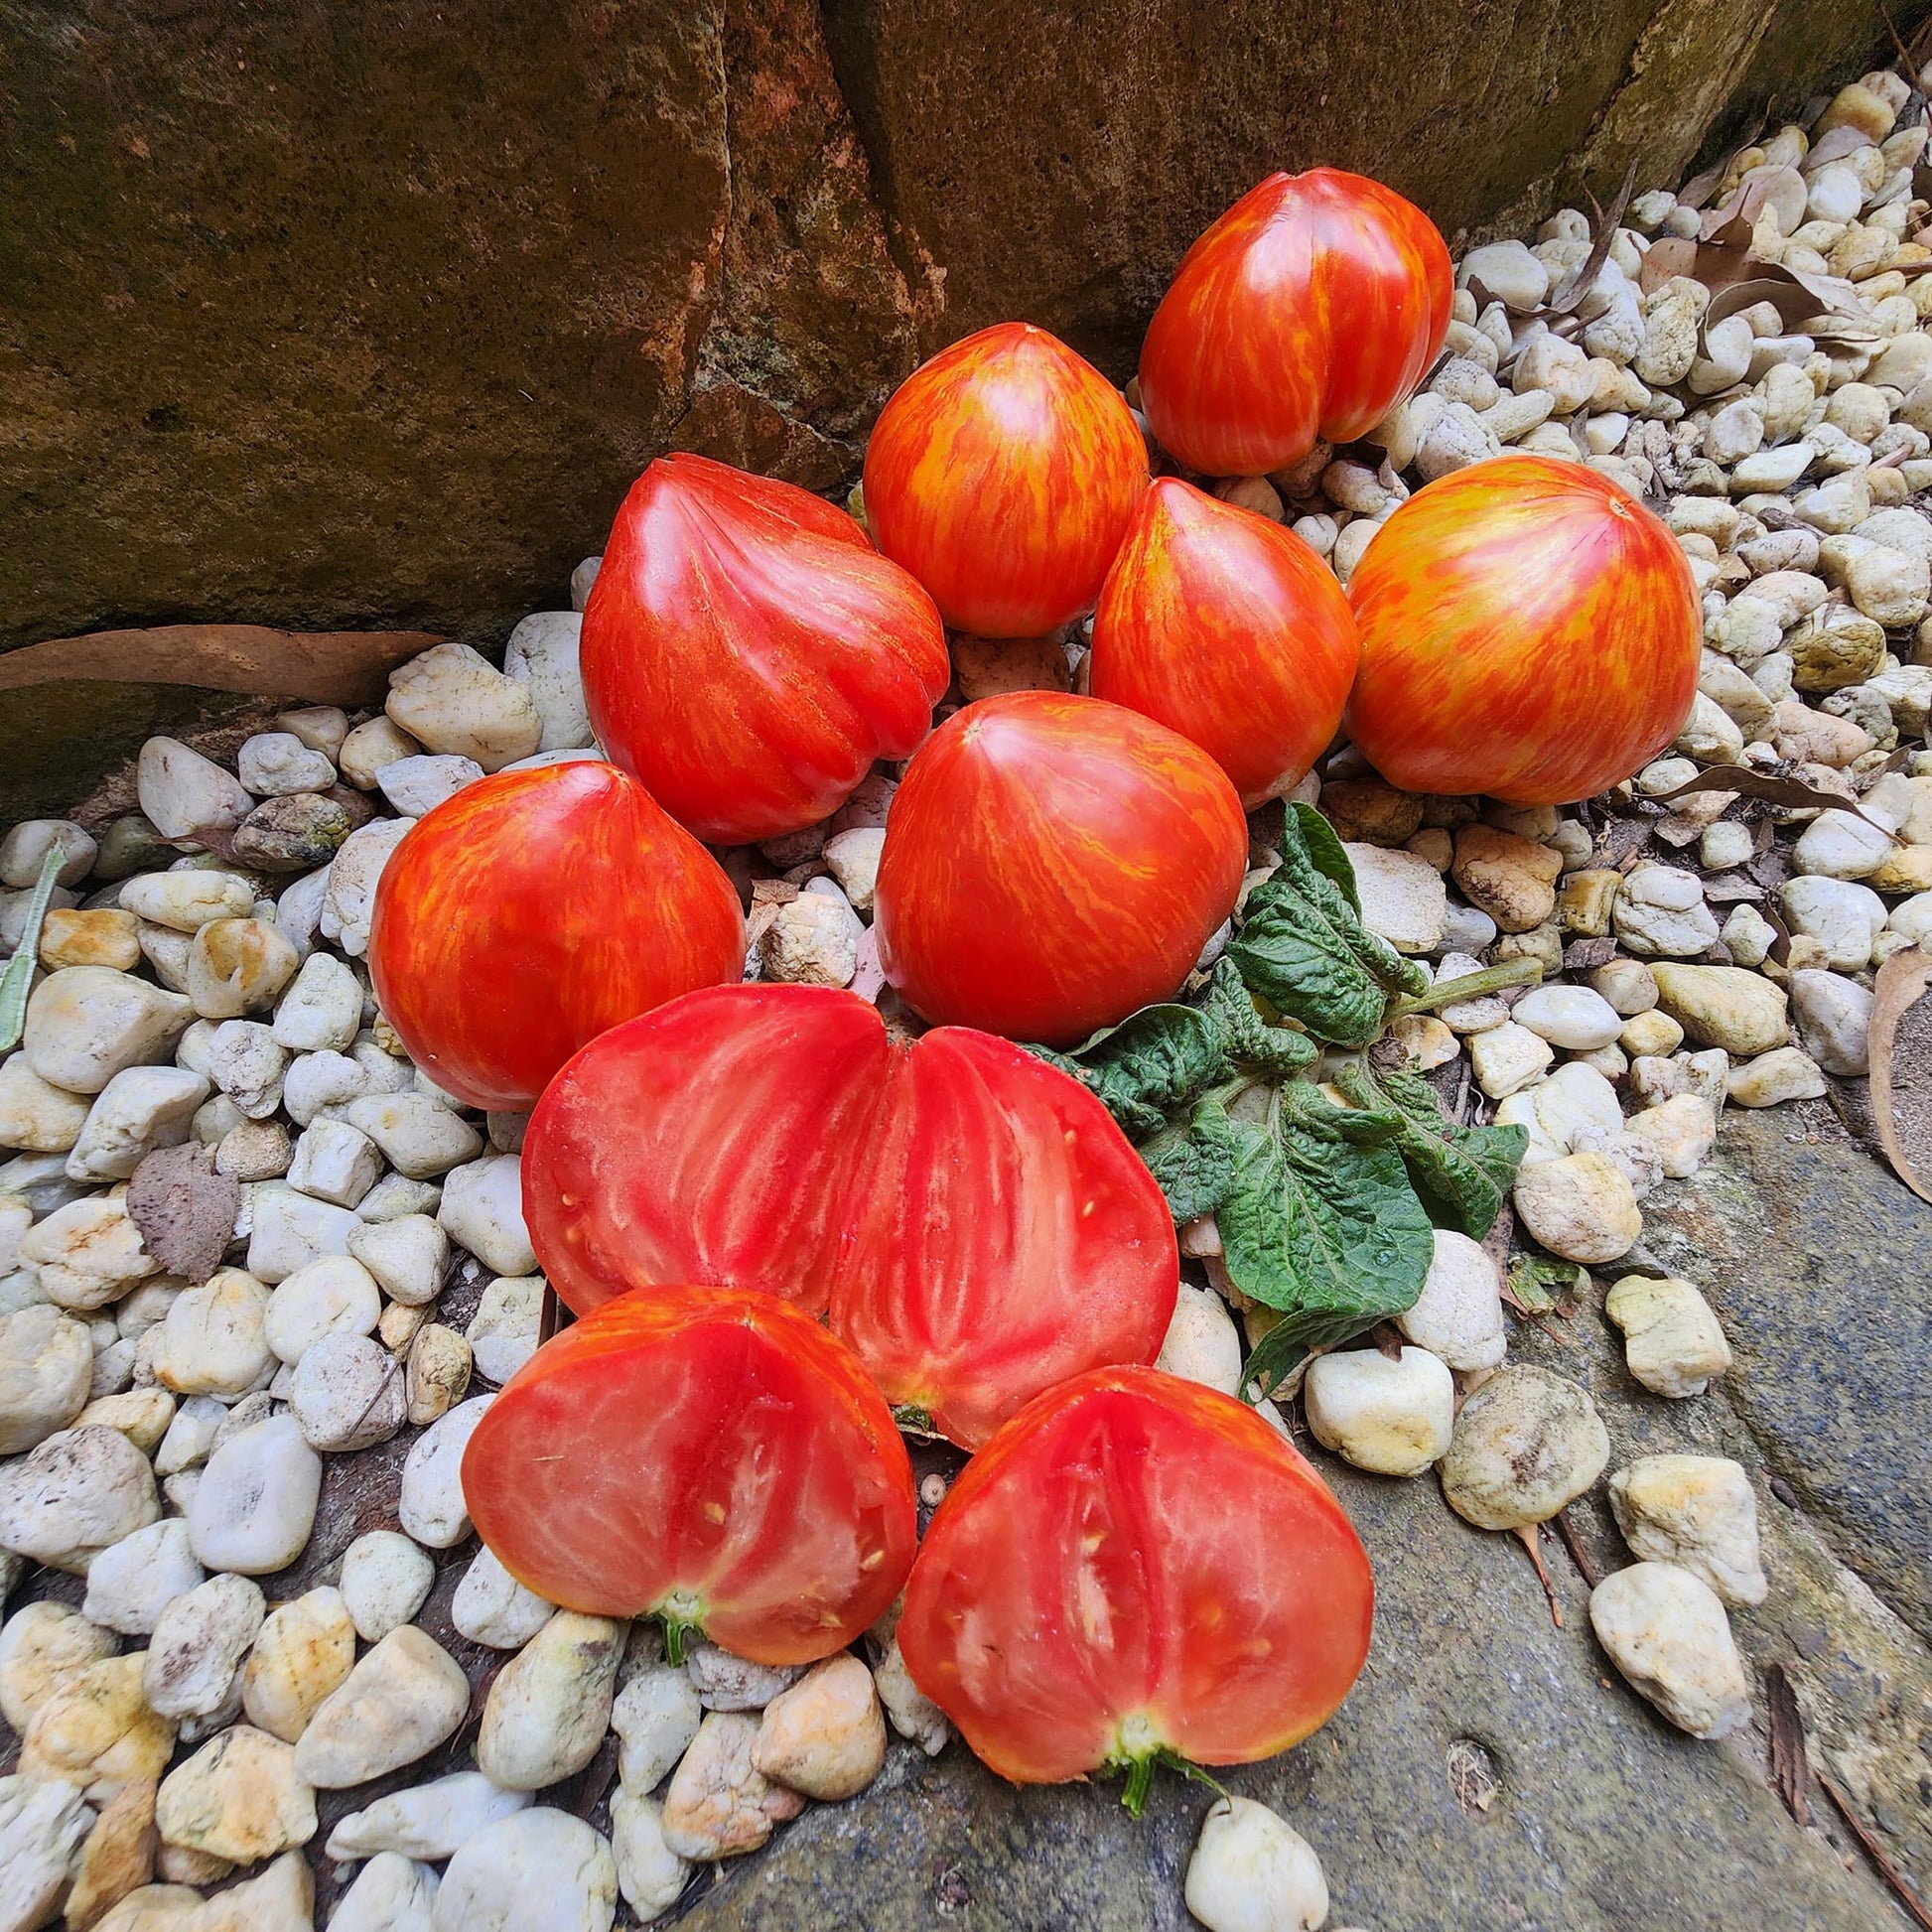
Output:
left=897, top=1366, right=1373, bottom=1798
left=521, top=984, right=1179, bottom=1449
left=460, top=1286, right=915, bottom=1666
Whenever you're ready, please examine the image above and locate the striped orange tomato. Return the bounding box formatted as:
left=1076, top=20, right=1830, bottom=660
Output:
left=580, top=453, right=948, bottom=844
left=872, top=692, right=1247, bottom=1043
left=1139, top=169, right=1451, bottom=479
left=367, top=759, right=745, bottom=1110
left=863, top=323, right=1150, bottom=636
left=1346, top=456, right=1702, bottom=805
left=1090, top=478, right=1358, bottom=806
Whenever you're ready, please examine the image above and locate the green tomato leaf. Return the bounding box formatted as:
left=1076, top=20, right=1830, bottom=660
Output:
left=1137, top=1095, right=1241, bottom=1226
left=1337, top=1060, right=1529, bottom=1240
left=1219, top=1083, right=1435, bottom=1397
left=1227, top=808, right=1428, bottom=1047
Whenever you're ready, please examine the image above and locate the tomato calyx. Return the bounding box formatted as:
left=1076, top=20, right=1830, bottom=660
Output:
left=891, top=1402, right=939, bottom=1440
left=1106, top=1718, right=1230, bottom=1818
left=658, top=1590, right=706, bottom=1667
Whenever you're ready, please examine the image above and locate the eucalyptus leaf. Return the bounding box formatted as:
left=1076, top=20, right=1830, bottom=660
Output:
left=1337, top=1060, right=1528, bottom=1239
left=0, top=844, right=65, bottom=1053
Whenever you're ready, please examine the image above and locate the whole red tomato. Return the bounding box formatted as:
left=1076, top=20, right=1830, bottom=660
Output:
left=897, top=1365, right=1374, bottom=1802
left=522, top=983, right=1177, bottom=1449
left=580, top=453, right=948, bottom=844
left=1090, top=478, right=1358, bottom=806
left=863, top=323, right=1150, bottom=637
left=367, top=759, right=744, bottom=1111
left=872, top=692, right=1247, bottom=1043
left=1346, top=455, right=1702, bottom=804
left=461, top=1284, right=915, bottom=1665
left=1139, top=169, right=1451, bottom=479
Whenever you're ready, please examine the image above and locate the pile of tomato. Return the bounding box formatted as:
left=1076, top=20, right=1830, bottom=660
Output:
left=365, top=167, right=1702, bottom=1808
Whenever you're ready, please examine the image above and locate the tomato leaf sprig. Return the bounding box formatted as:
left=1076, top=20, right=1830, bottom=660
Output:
left=1030, top=807, right=1528, bottom=1405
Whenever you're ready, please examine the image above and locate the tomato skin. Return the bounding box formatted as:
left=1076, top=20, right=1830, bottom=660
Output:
left=1090, top=478, right=1358, bottom=806
left=871, top=692, right=1247, bottom=1044
left=897, top=1366, right=1373, bottom=1784
left=1345, top=456, right=1703, bottom=805
left=521, top=983, right=1178, bottom=1450
left=863, top=323, right=1151, bottom=637
left=366, top=760, right=745, bottom=1112
left=460, top=1285, right=915, bottom=1666
left=1139, top=170, right=1451, bottom=480
left=579, top=453, right=949, bottom=844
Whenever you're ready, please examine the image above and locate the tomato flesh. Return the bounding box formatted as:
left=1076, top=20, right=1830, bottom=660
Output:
left=521, top=984, right=1178, bottom=1450
left=366, top=759, right=745, bottom=1111
left=897, top=1366, right=1373, bottom=1785
left=460, top=1286, right=915, bottom=1666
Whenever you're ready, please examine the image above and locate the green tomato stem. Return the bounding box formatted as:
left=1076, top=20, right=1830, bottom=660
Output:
left=1120, top=1753, right=1157, bottom=1818
left=1392, top=955, right=1543, bottom=1017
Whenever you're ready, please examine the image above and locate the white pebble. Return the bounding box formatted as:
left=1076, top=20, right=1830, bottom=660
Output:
left=431, top=1806, right=619, bottom=1932
left=400, top=1393, right=495, bottom=1546
left=1304, top=1346, right=1454, bottom=1476
left=1183, top=1794, right=1329, bottom=1932
left=1588, top=1562, right=1749, bottom=1738
left=340, top=1530, right=437, bottom=1642
left=187, top=1414, right=322, bottom=1574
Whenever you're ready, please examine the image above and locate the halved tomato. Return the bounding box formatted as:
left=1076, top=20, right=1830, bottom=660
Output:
left=521, top=984, right=1178, bottom=1450
left=897, top=1366, right=1373, bottom=1806
left=367, top=759, right=746, bottom=1111
left=460, top=1285, right=915, bottom=1666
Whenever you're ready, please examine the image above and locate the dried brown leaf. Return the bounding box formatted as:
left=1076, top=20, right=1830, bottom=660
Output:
left=1674, top=154, right=1731, bottom=213
left=1765, top=1663, right=1809, bottom=1826
left=1869, top=946, right=1932, bottom=1207
left=1638, top=235, right=1700, bottom=294
left=126, top=1143, right=239, bottom=1286
left=1513, top=1522, right=1563, bottom=1628
left=1698, top=166, right=1806, bottom=244
left=1653, top=766, right=1891, bottom=830
left=1545, top=161, right=1638, bottom=316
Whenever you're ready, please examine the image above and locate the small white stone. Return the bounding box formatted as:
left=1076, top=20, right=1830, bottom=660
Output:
left=1470, top=1022, right=1554, bottom=1099
left=339, top=1530, right=437, bottom=1642
left=82, top=1517, right=204, bottom=1635
left=1459, top=240, right=1549, bottom=311
left=16, top=1192, right=161, bottom=1312
left=1509, top=984, right=1622, bottom=1050
left=291, top=1330, right=406, bottom=1450
left=0, top=820, right=96, bottom=890
left=1612, top=864, right=1720, bottom=958
left=121, top=872, right=256, bottom=934
left=325, top=818, right=415, bottom=959
left=144, top=1572, right=265, bottom=1719
left=821, top=827, right=886, bottom=915
left=660, top=1710, right=805, bottom=1861
left=504, top=613, right=595, bottom=753
left=340, top=717, right=423, bottom=789
left=612, top=1657, right=704, bottom=1794
left=399, top=1393, right=495, bottom=1546
left=151, top=1269, right=273, bottom=1398
left=1625, top=1093, right=1718, bottom=1179
left=263, top=1254, right=380, bottom=1363
left=1604, top=1274, right=1731, bottom=1398
left=271, top=953, right=362, bottom=1054
left=245, top=1183, right=360, bottom=1283
left=758, top=894, right=862, bottom=988
left=479, top=1611, right=627, bottom=1792
left=1154, top=1283, right=1243, bottom=1396
left=137, top=738, right=255, bottom=842
left=1791, top=810, right=1895, bottom=881
left=187, top=1415, right=322, bottom=1574
left=1588, top=1563, right=1749, bottom=1738
left=296, top=1625, right=472, bottom=1788
left=1511, top=1152, right=1642, bottom=1264
left=432, top=1807, right=619, bottom=1932
left=1397, top=1230, right=1506, bottom=1371
left=241, top=1586, right=356, bottom=1743
left=24, top=968, right=195, bottom=1097
left=387, top=642, right=544, bottom=773
left=439, top=1154, right=536, bottom=1276
left=468, top=1275, right=544, bottom=1384
left=1789, top=969, right=1872, bottom=1076
left=377, top=754, right=486, bottom=817
left=0, top=1305, right=93, bottom=1453
left=870, top=1636, right=949, bottom=1755
left=1608, top=1454, right=1766, bottom=1607
left=155, top=1724, right=316, bottom=1864
left=611, top=1790, right=689, bottom=1921
left=1439, top=1365, right=1609, bottom=1531
left=1726, top=1046, right=1828, bottom=1108
left=345, top=1092, right=483, bottom=1179
left=0, top=1053, right=91, bottom=1154
left=453, top=1543, right=556, bottom=1650
left=205, top=1021, right=289, bottom=1120
left=750, top=1653, right=887, bottom=1801
left=345, top=1214, right=448, bottom=1309
left=331, top=1852, right=440, bottom=1932
left=64, top=1067, right=207, bottom=1183
left=0, top=1422, right=159, bottom=1572
left=285, top=1116, right=381, bottom=1208
left=1304, top=1346, right=1454, bottom=1476
left=0, top=1773, right=96, bottom=1932
left=686, top=1644, right=804, bottom=1713
left=238, top=732, right=336, bottom=796
left=327, top=1771, right=531, bottom=1862
left=1183, top=1794, right=1328, bottom=1932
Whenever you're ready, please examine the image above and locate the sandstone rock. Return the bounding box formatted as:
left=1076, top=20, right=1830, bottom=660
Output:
left=750, top=1653, right=887, bottom=1801
left=1450, top=824, right=1562, bottom=932
left=1647, top=964, right=1789, bottom=1055
left=21, top=1192, right=160, bottom=1311
left=660, top=1710, right=806, bottom=1861
left=65, top=1774, right=160, bottom=1932
left=18, top=1652, right=175, bottom=1799
left=0, top=1599, right=117, bottom=1731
